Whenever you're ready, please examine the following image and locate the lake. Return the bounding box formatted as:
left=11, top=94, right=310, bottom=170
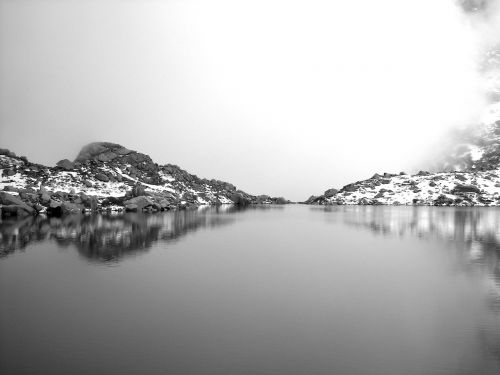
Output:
left=1, top=205, right=500, bottom=375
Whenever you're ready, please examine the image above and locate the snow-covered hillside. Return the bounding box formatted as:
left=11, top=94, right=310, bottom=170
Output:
left=306, top=169, right=500, bottom=206
left=307, top=98, right=500, bottom=207
left=306, top=48, right=500, bottom=208
left=0, top=142, right=288, bottom=217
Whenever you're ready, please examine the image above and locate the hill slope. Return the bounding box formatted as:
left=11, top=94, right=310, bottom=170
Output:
left=0, top=142, right=288, bottom=216
left=306, top=101, right=500, bottom=207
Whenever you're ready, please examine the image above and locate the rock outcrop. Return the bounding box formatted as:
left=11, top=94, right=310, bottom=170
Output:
left=0, top=143, right=289, bottom=217
left=304, top=169, right=500, bottom=207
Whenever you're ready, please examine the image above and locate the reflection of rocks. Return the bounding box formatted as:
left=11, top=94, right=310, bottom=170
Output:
left=0, top=206, right=240, bottom=262
left=321, top=206, right=500, bottom=303
left=321, top=205, right=500, bottom=363
left=333, top=207, right=500, bottom=285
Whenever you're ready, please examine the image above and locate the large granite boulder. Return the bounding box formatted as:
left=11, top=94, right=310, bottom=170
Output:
left=56, top=159, right=75, bottom=170
left=324, top=188, right=338, bottom=198
left=0, top=148, right=17, bottom=158
left=95, top=173, right=109, bottom=182
left=0, top=192, right=34, bottom=215
left=124, top=196, right=155, bottom=211
left=74, top=142, right=122, bottom=162
left=452, top=184, right=481, bottom=194
left=341, top=184, right=358, bottom=192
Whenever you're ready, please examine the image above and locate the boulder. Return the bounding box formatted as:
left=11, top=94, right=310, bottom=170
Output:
left=158, top=199, right=171, bottom=210
left=3, top=186, right=19, bottom=192
left=452, top=184, right=481, bottom=194
left=341, top=184, right=358, bottom=192
left=116, top=147, right=132, bottom=155
left=95, top=173, right=109, bottom=182
left=40, top=191, right=51, bottom=205
left=0, top=148, right=16, bottom=158
left=49, top=200, right=62, bottom=209
left=123, top=196, right=155, bottom=211
left=101, top=196, right=125, bottom=207
left=434, top=194, right=454, bottom=206
left=304, top=195, right=318, bottom=204
left=0, top=192, right=34, bottom=214
left=97, top=152, right=118, bottom=162
left=56, top=159, right=75, bottom=170
left=74, top=142, right=121, bottom=162
left=324, top=188, right=339, bottom=198
left=417, top=171, right=430, bottom=176
left=358, top=197, right=372, bottom=205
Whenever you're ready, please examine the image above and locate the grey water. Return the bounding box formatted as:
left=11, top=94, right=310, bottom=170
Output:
left=1, top=205, right=500, bottom=375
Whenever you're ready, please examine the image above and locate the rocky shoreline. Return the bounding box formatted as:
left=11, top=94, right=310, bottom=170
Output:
left=305, top=169, right=500, bottom=207
left=0, top=142, right=290, bottom=218
left=305, top=102, right=500, bottom=207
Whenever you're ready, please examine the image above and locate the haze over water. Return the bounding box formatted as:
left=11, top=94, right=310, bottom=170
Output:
left=1, top=205, right=500, bottom=375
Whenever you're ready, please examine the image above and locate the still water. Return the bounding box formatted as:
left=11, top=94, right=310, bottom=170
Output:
left=1, top=205, right=500, bottom=375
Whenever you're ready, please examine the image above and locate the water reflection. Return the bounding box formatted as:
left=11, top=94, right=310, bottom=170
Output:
left=0, top=205, right=242, bottom=262
left=321, top=207, right=500, bottom=271
left=319, top=205, right=500, bottom=364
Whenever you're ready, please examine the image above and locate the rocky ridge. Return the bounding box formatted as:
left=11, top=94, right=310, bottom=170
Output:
left=305, top=168, right=500, bottom=207
left=306, top=100, right=500, bottom=207
left=0, top=142, right=289, bottom=217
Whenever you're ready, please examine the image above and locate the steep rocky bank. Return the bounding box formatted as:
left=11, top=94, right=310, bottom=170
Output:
left=0, top=142, right=289, bottom=217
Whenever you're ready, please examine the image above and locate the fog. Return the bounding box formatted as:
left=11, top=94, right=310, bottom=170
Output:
left=0, top=0, right=493, bottom=200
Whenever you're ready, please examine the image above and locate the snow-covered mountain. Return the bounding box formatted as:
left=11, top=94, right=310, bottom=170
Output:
left=0, top=142, right=288, bottom=217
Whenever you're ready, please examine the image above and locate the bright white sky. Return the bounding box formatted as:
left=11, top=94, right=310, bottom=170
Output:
left=0, top=0, right=490, bottom=200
